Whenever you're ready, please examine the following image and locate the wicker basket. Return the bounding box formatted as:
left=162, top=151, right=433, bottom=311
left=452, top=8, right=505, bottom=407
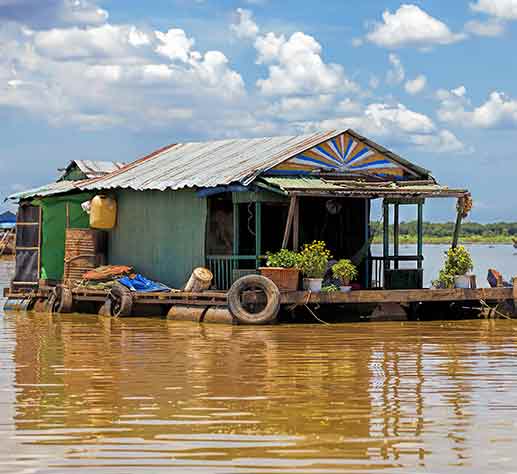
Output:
left=259, top=267, right=300, bottom=291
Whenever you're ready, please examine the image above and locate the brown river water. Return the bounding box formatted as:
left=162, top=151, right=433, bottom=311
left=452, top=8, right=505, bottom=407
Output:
left=2, top=258, right=517, bottom=473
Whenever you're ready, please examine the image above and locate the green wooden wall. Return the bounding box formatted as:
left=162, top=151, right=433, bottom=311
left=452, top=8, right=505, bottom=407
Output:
left=109, top=189, right=207, bottom=288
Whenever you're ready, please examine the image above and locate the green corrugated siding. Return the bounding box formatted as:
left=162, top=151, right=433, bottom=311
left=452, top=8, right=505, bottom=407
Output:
left=109, top=189, right=207, bottom=288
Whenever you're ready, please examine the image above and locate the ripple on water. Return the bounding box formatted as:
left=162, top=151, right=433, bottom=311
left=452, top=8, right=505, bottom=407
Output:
left=2, top=260, right=517, bottom=472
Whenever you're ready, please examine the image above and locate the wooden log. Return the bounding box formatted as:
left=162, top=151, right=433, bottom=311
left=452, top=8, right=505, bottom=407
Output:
left=184, top=267, right=213, bottom=292
left=282, top=196, right=297, bottom=249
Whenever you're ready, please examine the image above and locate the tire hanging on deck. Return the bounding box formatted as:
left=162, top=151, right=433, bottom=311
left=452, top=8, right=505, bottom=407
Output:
left=47, top=286, right=73, bottom=314
left=228, top=275, right=280, bottom=325
left=108, top=283, right=133, bottom=317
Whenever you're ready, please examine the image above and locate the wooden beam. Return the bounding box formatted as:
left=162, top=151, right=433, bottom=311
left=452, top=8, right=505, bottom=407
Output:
left=280, top=287, right=513, bottom=305
left=255, top=201, right=262, bottom=266
left=282, top=196, right=297, bottom=249
left=232, top=202, right=239, bottom=255
left=383, top=200, right=390, bottom=274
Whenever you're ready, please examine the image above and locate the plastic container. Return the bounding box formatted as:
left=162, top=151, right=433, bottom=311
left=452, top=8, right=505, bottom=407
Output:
left=90, top=195, right=117, bottom=229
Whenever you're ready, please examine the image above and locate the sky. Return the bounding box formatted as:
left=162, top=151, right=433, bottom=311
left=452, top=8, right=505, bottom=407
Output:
left=1, top=0, right=517, bottom=222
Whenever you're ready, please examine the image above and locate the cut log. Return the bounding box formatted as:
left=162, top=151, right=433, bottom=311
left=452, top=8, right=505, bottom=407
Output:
left=184, top=267, right=213, bottom=292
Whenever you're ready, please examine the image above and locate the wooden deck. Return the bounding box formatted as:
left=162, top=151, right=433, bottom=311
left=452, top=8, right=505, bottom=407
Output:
left=4, top=285, right=515, bottom=307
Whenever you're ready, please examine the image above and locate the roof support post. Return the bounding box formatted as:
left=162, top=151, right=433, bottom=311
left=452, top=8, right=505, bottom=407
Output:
left=233, top=202, right=239, bottom=256
left=282, top=196, right=297, bottom=249
left=293, top=197, right=300, bottom=251
left=417, top=201, right=424, bottom=270
left=383, top=200, right=390, bottom=274
left=452, top=197, right=464, bottom=249
left=394, top=203, right=400, bottom=270
left=255, top=201, right=262, bottom=267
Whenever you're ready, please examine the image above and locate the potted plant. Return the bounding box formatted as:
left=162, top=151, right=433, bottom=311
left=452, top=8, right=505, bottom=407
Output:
left=433, top=245, right=474, bottom=289
left=332, top=259, right=358, bottom=292
left=260, top=249, right=301, bottom=291
left=297, top=240, right=332, bottom=292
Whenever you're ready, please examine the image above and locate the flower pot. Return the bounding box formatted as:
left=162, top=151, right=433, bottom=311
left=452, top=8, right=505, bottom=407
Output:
left=454, top=275, right=470, bottom=289
left=340, top=286, right=352, bottom=293
left=303, top=278, right=323, bottom=292
left=259, top=267, right=299, bottom=291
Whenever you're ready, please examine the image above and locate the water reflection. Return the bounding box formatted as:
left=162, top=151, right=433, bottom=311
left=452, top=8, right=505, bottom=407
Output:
left=0, top=311, right=516, bottom=473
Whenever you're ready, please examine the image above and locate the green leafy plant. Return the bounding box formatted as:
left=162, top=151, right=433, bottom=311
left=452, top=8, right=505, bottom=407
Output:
left=332, top=259, right=358, bottom=285
left=266, top=249, right=301, bottom=268
left=321, top=284, right=339, bottom=293
left=433, top=245, right=474, bottom=288
left=296, top=240, right=332, bottom=279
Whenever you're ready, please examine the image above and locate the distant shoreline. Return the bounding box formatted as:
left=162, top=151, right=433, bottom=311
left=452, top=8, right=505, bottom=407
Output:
left=372, top=237, right=515, bottom=245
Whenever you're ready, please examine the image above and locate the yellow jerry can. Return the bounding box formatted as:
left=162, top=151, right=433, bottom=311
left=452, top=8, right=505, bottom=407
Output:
left=90, top=195, right=117, bottom=229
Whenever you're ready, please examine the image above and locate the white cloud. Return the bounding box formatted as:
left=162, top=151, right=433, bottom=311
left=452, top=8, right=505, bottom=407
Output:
left=255, top=31, right=357, bottom=96
left=296, top=102, right=464, bottom=153
left=0, top=0, right=108, bottom=28
left=405, top=75, right=427, bottom=95
left=230, top=8, right=259, bottom=39
left=0, top=20, right=245, bottom=130
left=366, top=4, right=465, bottom=48
left=470, top=0, right=517, bottom=19
left=34, top=24, right=151, bottom=61
left=155, top=28, right=195, bottom=62
left=465, top=18, right=506, bottom=36
left=437, top=87, right=517, bottom=129
left=386, top=53, right=405, bottom=84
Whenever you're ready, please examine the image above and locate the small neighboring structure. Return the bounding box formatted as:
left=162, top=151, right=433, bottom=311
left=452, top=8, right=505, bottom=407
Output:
left=58, top=160, right=126, bottom=181
left=7, top=160, right=125, bottom=287
left=7, top=129, right=470, bottom=292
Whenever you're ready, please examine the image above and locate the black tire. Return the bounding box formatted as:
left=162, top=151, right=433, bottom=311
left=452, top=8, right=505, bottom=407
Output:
left=109, top=283, right=133, bottom=317
left=50, top=287, right=73, bottom=314
left=228, top=275, right=280, bottom=325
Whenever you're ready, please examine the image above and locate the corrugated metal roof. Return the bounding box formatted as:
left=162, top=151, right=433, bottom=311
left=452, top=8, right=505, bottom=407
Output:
left=7, top=180, right=85, bottom=201
left=261, top=177, right=468, bottom=198
left=81, top=130, right=346, bottom=192
left=59, top=160, right=126, bottom=180
left=75, top=160, right=125, bottom=177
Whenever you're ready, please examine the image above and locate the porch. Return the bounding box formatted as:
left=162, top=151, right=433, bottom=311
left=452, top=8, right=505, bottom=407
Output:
left=205, top=177, right=469, bottom=291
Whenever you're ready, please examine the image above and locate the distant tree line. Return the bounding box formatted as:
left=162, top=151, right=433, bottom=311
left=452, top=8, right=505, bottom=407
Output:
left=370, top=221, right=517, bottom=243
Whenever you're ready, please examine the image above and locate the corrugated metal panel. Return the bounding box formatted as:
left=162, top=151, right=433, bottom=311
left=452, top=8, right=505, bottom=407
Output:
left=261, top=177, right=468, bottom=197
left=74, top=160, right=125, bottom=178
left=109, top=189, right=207, bottom=288
left=81, top=130, right=344, bottom=192
left=262, top=176, right=344, bottom=191
left=7, top=181, right=84, bottom=201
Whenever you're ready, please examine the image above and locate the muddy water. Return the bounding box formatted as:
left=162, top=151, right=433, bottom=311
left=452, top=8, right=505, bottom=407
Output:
left=2, top=261, right=517, bottom=472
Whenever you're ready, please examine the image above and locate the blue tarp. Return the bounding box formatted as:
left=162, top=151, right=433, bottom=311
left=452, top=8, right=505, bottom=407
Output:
left=117, top=274, right=170, bottom=293
left=0, top=211, right=16, bottom=224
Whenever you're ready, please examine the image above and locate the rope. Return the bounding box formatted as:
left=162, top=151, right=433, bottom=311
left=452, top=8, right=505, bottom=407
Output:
left=302, top=289, right=331, bottom=326
left=479, top=299, right=513, bottom=320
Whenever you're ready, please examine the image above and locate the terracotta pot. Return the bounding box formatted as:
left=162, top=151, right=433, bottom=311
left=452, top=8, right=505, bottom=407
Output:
left=259, top=267, right=299, bottom=291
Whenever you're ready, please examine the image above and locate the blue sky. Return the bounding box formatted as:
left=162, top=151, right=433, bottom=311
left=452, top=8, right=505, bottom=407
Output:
left=1, top=0, right=517, bottom=222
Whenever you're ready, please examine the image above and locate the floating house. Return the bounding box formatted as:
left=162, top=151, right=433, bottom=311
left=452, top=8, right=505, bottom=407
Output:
left=8, top=130, right=469, bottom=294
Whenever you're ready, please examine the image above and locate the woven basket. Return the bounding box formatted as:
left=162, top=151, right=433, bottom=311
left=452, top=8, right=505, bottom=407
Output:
left=259, top=267, right=300, bottom=291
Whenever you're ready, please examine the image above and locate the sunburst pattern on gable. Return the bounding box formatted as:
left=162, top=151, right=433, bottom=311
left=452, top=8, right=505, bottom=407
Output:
left=268, top=131, right=409, bottom=180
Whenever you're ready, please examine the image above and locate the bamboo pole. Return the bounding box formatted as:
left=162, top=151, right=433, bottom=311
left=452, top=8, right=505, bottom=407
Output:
left=282, top=196, right=297, bottom=249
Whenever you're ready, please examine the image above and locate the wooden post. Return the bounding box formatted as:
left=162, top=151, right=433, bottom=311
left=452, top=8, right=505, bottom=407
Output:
left=383, top=200, right=390, bottom=273
left=512, top=277, right=517, bottom=312
left=255, top=201, right=262, bottom=268
left=417, top=201, right=424, bottom=270
left=232, top=202, right=239, bottom=255
left=394, top=203, right=399, bottom=270
left=292, top=197, right=300, bottom=251
left=282, top=196, right=297, bottom=249
left=452, top=197, right=464, bottom=249
left=364, top=199, right=370, bottom=288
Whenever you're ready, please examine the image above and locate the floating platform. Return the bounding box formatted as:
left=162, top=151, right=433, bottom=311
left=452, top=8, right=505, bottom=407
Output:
left=4, top=282, right=516, bottom=324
